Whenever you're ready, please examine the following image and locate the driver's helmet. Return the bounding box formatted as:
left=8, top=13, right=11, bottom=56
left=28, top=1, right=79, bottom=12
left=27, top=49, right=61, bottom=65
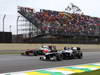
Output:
left=40, top=45, right=49, bottom=50
left=41, top=45, right=48, bottom=48
left=72, top=47, right=77, bottom=50
left=64, top=46, right=67, bottom=50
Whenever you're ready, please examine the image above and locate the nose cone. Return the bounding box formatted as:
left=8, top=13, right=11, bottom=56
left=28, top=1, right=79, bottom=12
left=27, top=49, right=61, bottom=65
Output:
left=43, top=49, right=49, bottom=53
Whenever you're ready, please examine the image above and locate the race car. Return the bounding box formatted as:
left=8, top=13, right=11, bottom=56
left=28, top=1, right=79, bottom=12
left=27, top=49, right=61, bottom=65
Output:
left=62, top=47, right=83, bottom=59
left=40, top=52, right=63, bottom=61
left=21, top=45, right=57, bottom=56
left=40, top=47, right=83, bottom=61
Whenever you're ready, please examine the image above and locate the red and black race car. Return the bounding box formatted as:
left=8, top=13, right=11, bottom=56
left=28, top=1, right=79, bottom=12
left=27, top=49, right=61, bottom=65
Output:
left=21, top=45, right=57, bottom=56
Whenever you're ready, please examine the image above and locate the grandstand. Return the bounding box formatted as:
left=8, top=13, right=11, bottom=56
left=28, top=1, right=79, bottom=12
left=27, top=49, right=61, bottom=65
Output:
left=17, top=6, right=100, bottom=44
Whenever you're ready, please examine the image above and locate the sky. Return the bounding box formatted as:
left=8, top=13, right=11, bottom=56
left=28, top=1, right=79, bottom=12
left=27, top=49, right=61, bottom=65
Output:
left=0, top=0, right=100, bottom=34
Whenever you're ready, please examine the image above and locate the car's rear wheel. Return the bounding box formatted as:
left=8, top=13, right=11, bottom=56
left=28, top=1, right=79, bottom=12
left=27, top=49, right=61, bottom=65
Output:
left=33, top=51, right=38, bottom=56
left=56, top=54, right=63, bottom=61
left=77, top=53, right=83, bottom=59
left=26, top=52, right=29, bottom=56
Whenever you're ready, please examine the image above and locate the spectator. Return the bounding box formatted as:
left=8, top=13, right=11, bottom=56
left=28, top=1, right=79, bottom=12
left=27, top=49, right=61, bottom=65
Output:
left=18, top=7, right=100, bottom=36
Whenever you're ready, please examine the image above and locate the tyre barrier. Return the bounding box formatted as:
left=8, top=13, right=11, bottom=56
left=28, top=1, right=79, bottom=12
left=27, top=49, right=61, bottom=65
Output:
left=0, top=62, right=100, bottom=75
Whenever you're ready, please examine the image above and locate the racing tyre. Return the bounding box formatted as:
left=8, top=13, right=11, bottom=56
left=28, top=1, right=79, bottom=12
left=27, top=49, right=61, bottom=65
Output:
left=21, top=53, right=24, bottom=55
left=77, top=53, right=83, bottom=59
left=26, top=52, right=29, bottom=56
left=33, top=51, right=38, bottom=56
left=40, top=57, right=45, bottom=61
left=56, top=54, right=63, bottom=61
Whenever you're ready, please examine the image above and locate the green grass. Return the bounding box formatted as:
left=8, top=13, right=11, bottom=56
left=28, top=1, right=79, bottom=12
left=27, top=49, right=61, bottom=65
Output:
left=71, top=69, right=100, bottom=75
left=0, top=52, right=20, bottom=55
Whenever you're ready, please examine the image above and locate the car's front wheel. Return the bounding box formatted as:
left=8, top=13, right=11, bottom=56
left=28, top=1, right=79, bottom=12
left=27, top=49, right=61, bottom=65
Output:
left=40, top=56, right=46, bottom=61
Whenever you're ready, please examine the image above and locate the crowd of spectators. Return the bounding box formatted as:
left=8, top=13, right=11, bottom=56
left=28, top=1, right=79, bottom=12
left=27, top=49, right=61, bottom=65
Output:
left=18, top=7, right=100, bottom=36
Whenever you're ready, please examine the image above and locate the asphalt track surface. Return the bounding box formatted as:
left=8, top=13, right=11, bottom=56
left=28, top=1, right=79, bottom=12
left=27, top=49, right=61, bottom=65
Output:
left=0, top=52, right=100, bottom=73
